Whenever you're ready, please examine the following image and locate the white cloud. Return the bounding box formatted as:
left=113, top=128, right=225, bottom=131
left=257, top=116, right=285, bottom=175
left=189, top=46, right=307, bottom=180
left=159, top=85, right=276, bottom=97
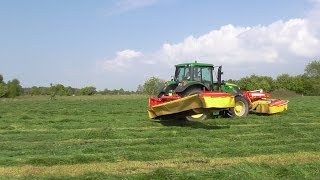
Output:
left=158, top=18, right=320, bottom=66
left=99, top=1, right=320, bottom=88
left=117, top=49, right=142, bottom=59
left=106, top=0, right=158, bottom=15
left=102, top=49, right=142, bottom=72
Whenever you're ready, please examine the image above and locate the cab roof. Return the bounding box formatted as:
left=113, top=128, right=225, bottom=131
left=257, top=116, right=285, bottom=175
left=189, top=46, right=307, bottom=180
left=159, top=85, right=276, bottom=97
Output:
left=175, top=61, right=213, bottom=67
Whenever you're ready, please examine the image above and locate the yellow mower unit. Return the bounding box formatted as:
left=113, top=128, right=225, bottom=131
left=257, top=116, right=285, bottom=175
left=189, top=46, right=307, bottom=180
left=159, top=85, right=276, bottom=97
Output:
left=250, top=99, right=289, bottom=114
left=148, top=92, right=235, bottom=119
left=148, top=90, right=288, bottom=120
left=243, top=91, right=289, bottom=114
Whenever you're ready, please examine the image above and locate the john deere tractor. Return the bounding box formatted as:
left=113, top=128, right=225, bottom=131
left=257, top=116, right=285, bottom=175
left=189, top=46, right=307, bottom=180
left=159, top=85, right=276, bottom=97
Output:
left=148, top=61, right=288, bottom=121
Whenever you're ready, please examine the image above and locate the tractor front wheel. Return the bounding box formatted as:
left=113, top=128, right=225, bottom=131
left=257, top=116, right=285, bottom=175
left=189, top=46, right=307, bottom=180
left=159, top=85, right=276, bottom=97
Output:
left=230, top=96, right=249, bottom=117
left=181, top=87, right=209, bottom=121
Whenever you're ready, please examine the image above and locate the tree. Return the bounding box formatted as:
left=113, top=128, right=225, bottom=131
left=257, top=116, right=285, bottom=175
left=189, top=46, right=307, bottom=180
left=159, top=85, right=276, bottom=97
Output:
left=0, top=74, right=7, bottom=97
left=143, top=77, right=164, bottom=95
left=304, top=60, right=320, bottom=95
left=78, top=86, right=96, bottom=95
left=305, top=60, right=320, bottom=78
left=6, top=79, right=23, bottom=98
left=54, top=84, right=66, bottom=96
left=30, top=86, right=41, bottom=96
left=0, top=74, right=3, bottom=84
left=65, top=86, right=74, bottom=96
left=136, top=84, right=144, bottom=94
left=237, top=75, right=274, bottom=92
left=40, top=87, right=51, bottom=95
left=275, top=74, right=292, bottom=90
left=0, top=83, right=8, bottom=97
left=118, top=88, right=125, bottom=95
left=99, top=88, right=111, bottom=95
left=49, top=83, right=57, bottom=100
left=290, top=75, right=305, bottom=94
left=300, top=74, right=313, bottom=95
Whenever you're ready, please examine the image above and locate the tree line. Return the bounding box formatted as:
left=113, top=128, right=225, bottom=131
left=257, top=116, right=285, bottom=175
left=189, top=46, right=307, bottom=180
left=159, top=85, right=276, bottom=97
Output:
left=0, top=60, right=319, bottom=98
left=0, top=78, right=138, bottom=98
left=141, top=60, right=320, bottom=96
left=232, top=60, right=320, bottom=96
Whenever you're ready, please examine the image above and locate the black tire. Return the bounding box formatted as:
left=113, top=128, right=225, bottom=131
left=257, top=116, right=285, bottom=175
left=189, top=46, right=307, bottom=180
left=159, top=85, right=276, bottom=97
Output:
left=219, top=110, right=233, bottom=118
left=157, top=85, right=177, bottom=98
left=228, top=96, right=249, bottom=117
left=157, top=92, right=165, bottom=98
left=181, top=87, right=209, bottom=121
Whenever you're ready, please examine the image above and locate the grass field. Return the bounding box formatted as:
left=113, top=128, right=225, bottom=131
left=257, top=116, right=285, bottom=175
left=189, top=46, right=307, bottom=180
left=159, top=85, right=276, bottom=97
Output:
left=0, top=95, right=320, bottom=179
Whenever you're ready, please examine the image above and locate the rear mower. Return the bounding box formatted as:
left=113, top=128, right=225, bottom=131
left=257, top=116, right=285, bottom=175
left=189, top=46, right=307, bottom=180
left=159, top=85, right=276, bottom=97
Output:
left=148, top=61, right=288, bottom=120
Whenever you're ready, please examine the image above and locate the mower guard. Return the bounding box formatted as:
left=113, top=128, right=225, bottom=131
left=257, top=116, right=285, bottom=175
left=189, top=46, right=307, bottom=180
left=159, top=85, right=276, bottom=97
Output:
left=244, top=91, right=289, bottom=114
left=148, top=91, right=289, bottom=119
left=148, top=92, right=235, bottom=119
left=250, top=99, right=289, bottom=114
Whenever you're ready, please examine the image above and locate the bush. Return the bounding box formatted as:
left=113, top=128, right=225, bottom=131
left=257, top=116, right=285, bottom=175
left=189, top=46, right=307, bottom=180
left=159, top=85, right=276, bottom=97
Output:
left=0, top=74, right=3, bottom=84
left=143, top=77, right=164, bottom=96
left=77, top=86, right=97, bottom=96
left=6, top=79, right=23, bottom=98
left=0, top=83, right=8, bottom=98
left=30, top=86, right=41, bottom=96
left=237, top=75, right=274, bottom=92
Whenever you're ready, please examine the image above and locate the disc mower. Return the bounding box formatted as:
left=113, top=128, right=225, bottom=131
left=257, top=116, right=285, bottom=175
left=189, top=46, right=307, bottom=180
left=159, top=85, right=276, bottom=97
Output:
left=148, top=61, right=288, bottom=120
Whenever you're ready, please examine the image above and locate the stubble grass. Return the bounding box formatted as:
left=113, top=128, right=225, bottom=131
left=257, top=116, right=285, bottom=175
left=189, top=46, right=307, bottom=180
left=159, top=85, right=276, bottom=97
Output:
left=0, top=95, right=319, bottom=179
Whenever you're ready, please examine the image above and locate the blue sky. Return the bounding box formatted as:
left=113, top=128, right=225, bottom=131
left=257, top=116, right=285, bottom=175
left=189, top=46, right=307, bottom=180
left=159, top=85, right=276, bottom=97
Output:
left=0, top=0, right=319, bottom=90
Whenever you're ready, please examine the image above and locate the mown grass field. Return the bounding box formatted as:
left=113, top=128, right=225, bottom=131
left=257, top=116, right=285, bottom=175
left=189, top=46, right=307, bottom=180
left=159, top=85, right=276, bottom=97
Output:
left=0, top=95, right=320, bottom=179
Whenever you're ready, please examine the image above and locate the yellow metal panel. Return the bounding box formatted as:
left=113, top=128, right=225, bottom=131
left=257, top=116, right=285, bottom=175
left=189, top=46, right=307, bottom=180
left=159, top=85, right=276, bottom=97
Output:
left=252, top=100, right=269, bottom=113
left=148, top=94, right=202, bottom=119
left=201, top=96, right=235, bottom=108
left=148, top=94, right=237, bottom=119
left=148, top=110, right=157, bottom=119
left=251, top=99, right=288, bottom=114
left=269, top=103, right=288, bottom=114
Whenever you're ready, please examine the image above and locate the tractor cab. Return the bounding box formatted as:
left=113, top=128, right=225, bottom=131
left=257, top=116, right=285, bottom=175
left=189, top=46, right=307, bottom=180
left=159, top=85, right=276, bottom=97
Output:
left=174, top=62, right=214, bottom=90
left=160, top=61, right=240, bottom=97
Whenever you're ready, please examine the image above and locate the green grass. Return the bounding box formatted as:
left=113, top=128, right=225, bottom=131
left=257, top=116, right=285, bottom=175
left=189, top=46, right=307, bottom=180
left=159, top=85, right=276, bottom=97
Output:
left=0, top=95, right=320, bottom=179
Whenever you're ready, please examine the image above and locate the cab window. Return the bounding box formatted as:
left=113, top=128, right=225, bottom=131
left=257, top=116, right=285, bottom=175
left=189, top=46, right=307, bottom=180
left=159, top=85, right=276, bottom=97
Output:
left=201, top=67, right=212, bottom=83
left=175, top=67, right=190, bottom=82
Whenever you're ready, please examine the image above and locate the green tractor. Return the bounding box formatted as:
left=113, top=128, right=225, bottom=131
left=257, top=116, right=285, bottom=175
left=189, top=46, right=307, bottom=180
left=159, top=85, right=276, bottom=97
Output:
left=157, top=61, right=249, bottom=121
left=148, top=61, right=288, bottom=121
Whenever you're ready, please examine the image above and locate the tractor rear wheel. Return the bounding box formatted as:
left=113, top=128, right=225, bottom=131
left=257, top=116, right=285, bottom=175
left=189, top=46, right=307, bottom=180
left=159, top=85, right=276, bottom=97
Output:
left=181, top=87, right=209, bottom=121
